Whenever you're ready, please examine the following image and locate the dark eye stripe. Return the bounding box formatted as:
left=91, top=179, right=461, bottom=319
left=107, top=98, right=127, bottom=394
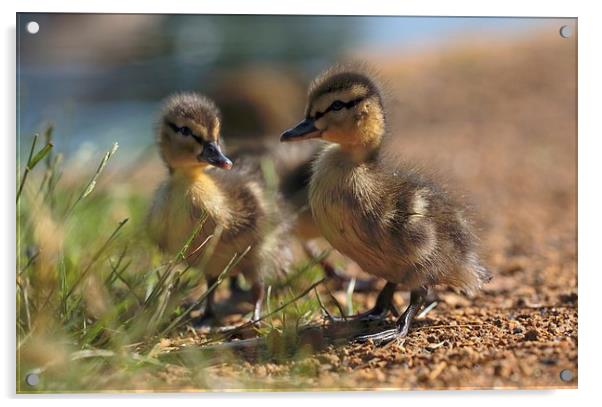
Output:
left=165, top=120, right=204, bottom=145
left=311, top=97, right=364, bottom=120
left=166, top=121, right=180, bottom=134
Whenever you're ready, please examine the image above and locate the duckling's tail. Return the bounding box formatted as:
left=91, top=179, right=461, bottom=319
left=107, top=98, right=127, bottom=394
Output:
left=452, top=253, right=492, bottom=297
left=469, top=254, right=492, bottom=294
left=474, top=262, right=493, bottom=286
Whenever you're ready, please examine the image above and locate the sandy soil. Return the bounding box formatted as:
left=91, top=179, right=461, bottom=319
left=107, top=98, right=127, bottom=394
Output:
left=154, top=34, right=577, bottom=391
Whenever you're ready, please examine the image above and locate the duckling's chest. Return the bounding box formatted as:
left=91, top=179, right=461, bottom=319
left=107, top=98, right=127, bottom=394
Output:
left=309, top=155, right=385, bottom=265
left=150, top=177, right=225, bottom=254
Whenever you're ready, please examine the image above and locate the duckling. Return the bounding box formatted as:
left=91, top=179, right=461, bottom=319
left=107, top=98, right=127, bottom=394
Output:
left=148, top=92, right=291, bottom=325
left=280, top=66, right=491, bottom=343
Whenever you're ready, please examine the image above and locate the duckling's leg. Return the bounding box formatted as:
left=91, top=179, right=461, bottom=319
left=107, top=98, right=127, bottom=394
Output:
left=190, top=277, right=218, bottom=327
left=327, top=282, right=397, bottom=322
left=229, top=275, right=245, bottom=295
left=354, top=286, right=428, bottom=345
left=250, top=281, right=265, bottom=321
left=417, top=287, right=439, bottom=318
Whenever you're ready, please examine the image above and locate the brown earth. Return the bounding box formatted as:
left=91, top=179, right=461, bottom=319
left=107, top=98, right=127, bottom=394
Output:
left=150, top=33, right=577, bottom=391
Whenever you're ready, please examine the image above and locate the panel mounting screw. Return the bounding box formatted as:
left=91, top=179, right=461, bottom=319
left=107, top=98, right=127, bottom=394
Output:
left=559, top=25, right=572, bottom=38
left=559, top=369, right=574, bottom=382
left=25, top=373, right=40, bottom=386
left=26, top=21, right=40, bottom=34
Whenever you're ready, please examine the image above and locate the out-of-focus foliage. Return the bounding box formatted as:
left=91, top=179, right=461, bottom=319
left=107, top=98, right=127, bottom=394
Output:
left=16, top=129, right=327, bottom=392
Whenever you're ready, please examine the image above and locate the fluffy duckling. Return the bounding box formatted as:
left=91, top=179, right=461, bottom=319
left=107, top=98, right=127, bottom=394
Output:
left=148, top=92, right=291, bottom=325
left=281, top=66, right=491, bottom=343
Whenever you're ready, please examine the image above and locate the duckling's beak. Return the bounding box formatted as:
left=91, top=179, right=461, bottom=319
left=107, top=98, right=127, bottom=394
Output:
left=197, top=141, right=233, bottom=170
left=280, top=119, right=320, bottom=142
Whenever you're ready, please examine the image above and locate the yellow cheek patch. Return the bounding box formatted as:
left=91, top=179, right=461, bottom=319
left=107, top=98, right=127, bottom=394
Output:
left=190, top=124, right=209, bottom=140
left=211, top=121, right=221, bottom=140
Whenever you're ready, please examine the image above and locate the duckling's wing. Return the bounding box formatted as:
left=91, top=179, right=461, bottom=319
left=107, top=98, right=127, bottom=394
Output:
left=211, top=167, right=293, bottom=280
left=385, top=166, right=490, bottom=292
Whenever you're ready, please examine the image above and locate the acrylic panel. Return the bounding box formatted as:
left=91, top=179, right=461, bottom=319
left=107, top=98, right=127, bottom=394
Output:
left=16, top=14, right=577, bottom=393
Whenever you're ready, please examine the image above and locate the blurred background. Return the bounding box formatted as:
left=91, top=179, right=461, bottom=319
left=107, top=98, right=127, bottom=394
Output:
left=17, top=15, right=573, bottom=159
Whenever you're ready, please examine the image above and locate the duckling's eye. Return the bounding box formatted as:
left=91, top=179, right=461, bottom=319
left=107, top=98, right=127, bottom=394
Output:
left=179, top=126, right=192, bottom=137
left=330, top=100, right=345, bottom=111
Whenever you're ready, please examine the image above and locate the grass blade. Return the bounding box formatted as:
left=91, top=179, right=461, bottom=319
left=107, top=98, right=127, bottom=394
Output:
left=160, top=245, right=252, bottom=336
left=205, top=277, right=326, bottom=345
left=64, top=142, right=119, bottom=217
left=17, top=133, right=54, bottom=203
left=345, top=277, right=356, bottom=316
left=29, top=143, right=53, bottom=169
left=63, top=218, right=129, bottom=302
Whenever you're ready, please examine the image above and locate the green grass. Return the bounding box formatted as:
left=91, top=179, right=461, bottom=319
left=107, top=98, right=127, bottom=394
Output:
left=16, top=127, right=329, bottom=393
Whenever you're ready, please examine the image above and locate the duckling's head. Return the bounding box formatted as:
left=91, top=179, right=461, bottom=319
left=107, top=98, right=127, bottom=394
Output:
left=158, top=93, right=232, bottom=172
left=280, top=66, right=385, bottom=151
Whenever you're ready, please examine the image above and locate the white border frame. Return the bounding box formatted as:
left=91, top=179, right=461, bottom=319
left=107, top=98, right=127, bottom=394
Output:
left=3, top=1, right=599, bottom=405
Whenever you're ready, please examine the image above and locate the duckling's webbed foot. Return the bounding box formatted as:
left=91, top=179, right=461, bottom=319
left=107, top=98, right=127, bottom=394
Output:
left=354, top=286, right=427, bottom=346
left=327, top=282, right=396, bottom=323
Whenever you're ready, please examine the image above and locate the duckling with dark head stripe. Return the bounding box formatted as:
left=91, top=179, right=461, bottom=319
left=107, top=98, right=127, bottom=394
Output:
left=281, top=65, right=491, bottom=344
left=148, top=92, right=291, bottom=326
